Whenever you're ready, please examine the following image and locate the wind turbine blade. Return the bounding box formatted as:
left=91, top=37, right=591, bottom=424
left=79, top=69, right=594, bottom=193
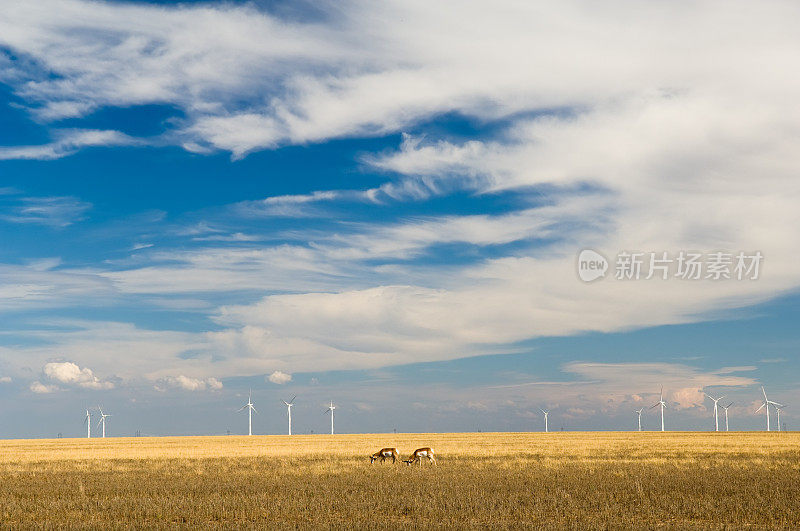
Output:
left=755, top=402, right=765, bottom=413
left=762, top=386, right=768, bottom=400
left=650, top=403, right=659, bottom=409
left=769, top=401, right=785, bottom=408
left=237, top=405, right=247, bottom=412
left=718, top=396, right=725, bottom=401
left=290, top=396, right=296, bottom=404
left=725, top=402, right=733, bottom=408
left=251, top=406, right=258, bottom=414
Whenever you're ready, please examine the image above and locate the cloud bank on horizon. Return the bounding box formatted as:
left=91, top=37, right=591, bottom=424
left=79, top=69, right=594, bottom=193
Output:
left=0, top=0, right=798, bottom=430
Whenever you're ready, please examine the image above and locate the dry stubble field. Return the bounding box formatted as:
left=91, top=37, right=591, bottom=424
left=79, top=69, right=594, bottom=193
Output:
left=0, top=432, right=798, bottom=528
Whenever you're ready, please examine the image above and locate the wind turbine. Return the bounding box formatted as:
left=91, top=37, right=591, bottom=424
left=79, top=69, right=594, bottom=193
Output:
left=650, top=387, right=666, bottom=431
left=84, top=409, right=91, bottom=438
left=720, top=402, right=733, bottom=432
left=282, top=396, right=296, bottom=435
left=324, top=401, right=336, bottom=434
left=238, top=390, right=258, bottom=436
left=704, top=393, right=725, bottom=432
left=635, top=408, right=644, bottom=431
left=540, top=408, right=549, bottom=433
left=775, top=405, right=786, bottom=432
left=755, top=386, right=783, bottom=431
left=96, top=407, right=111, bottom=438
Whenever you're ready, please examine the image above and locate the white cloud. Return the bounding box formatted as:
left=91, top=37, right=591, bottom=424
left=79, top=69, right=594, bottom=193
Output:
left=100, top=246, right=351, bottom=295
left=0, top=194, right=91, bottom=227
left=42, top=361, right=114, bottom=390
left=234, top=191, right=346, bottom=218
left=0, top=262, right=115, bottom=312
left=267, top=370, right=292, bottom=385
left=0, top=0, right=796, bottom=157
left=156, top=375, right=223, bottom=392
left=0, top=376, right=12, bottom=384
left=89, top=91, right=800, bottom=378
left=0, top=130, right=134, bottom=161
left=131, top=243, right=154, bottom=251
left=560, top=362, right=756, bottom=411
left=29, top=381, right=59, bottom=394
left=563, top=362, right=757, bottom=390
left=716, top=366, right=758, bottom=374
left=0, top=321, right=208, bottom=382
left=670, top=387, right=706, bottom=410
left=0, top=0, right=796, bottom=397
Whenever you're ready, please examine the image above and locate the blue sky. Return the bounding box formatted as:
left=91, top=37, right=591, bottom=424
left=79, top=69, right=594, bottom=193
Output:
left=0, top=0, right=798, bottom=437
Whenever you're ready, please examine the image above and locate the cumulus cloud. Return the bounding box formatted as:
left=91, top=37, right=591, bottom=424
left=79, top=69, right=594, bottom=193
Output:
left=42, top=361, right=114, bottom=390
left=155, top=375, right=223, bottom=392
left=30, top=381, right=59, bottom=394
left=267, top=371, right=292, bottom=385
left=671, top=387, right=706, bottom=410
left=0, top=376, right=12, bottom=384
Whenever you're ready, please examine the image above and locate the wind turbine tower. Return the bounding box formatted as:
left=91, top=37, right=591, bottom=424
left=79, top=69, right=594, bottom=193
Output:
left=238, top=390, right=258, bottom=436
left=325, top=401, right=336, bottom=434
left=84, top=409, right=91, bottom=438
left=720, top=402, right=733, bottom=432
left=650, top=387, right=667, bottom=431
left=540, top=408, right=549, bottom=433
left=775, top=405, right=786, bottom=432
left=704, top=393, right=725, bottom=432
left=755, top=386, right=783, bottom=431
left=97, top=407, right=111, bottom=438
left=282, top=396, right=296, bottom=435
left=635, top=408, right=644, bottom=431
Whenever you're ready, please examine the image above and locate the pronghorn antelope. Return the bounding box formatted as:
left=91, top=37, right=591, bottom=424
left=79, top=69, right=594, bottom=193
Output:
left=370, top=447, right=400, bottom=464
left=403, top=447, right=436, bottom=466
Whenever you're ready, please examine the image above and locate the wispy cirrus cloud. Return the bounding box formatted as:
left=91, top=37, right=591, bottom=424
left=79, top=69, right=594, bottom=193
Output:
left=0, top=0, right=797, bottom=159
left=0, top=194, right=91, bottom=227
left=234, top=191, right=345, bottom=218
left=0, top=129, right=135, bottom=161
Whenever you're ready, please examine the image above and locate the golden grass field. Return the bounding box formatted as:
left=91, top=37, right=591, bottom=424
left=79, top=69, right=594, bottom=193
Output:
left=0, top=432, right=798, bottom=528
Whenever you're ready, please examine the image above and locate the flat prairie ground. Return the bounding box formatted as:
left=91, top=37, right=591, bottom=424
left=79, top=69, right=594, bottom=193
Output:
left=0, top=432, right=798, bottom=529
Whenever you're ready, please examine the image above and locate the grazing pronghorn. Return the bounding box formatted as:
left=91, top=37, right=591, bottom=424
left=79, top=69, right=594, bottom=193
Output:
left=370, top=447, right=400, bottom=464
left=403, top=447, right=436, bottom=466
